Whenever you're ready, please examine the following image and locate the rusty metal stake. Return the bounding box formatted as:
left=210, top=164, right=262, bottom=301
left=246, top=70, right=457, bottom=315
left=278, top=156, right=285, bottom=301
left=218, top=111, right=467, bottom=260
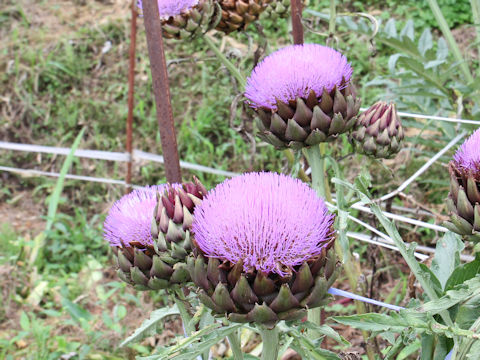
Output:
left=125, top=0, right=137, bottom=193
left=142, top=0, right=182, bottom=184
left=291, top=0, right=304, bottom=44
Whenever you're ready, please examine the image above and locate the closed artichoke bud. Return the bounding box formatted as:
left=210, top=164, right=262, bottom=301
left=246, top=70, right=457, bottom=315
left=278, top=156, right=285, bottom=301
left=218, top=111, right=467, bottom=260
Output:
left=189, top=172, right=339, bottom=328
left=153, top=178, right=207, bottom=253
left=245, top=44, right=361, bottom=150
left=349, top=101, right=404, bottom=159
left=137, top=0, right=221, bottom=40
left=260, top=0, right=308, bottom=22
left=103, top=181, right=206, bottom=291
left=216, top=0, right=272, bottom=34
left=444, top=129, right=480, bottom=242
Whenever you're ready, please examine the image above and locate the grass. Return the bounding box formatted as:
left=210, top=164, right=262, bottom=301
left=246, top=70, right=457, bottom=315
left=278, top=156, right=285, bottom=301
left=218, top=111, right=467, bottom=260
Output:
left=0, top=0, right=477, bottom=358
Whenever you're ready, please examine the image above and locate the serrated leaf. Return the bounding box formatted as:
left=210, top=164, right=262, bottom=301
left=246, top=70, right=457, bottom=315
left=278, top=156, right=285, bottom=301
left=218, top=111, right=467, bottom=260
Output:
left=140, top=323, right=242, bottom=360
left=418, top=275, right=480, bottom=314
left=120, top=304, right=179, bottom=347
left=455, top=294, right=480, bottom=329
left=397, top=340, right=421, bottom=360
left=388, top=54, right=404, bottom=73
left=431, top=232, right=463, bottom=290
left=437, top=37, right=449, bottom=60
left=418, top=28, right=433, bottom=56
left=20, top=312, right=30, bottom=331
left=61, top=297, right=92, bottom=324
left=299, top=321, right=350, bottom=345
left=384, top=18, right=397, bottom=38
left=445, top=254, right=480, bottom=291
left=400, top=19, right=414, bottom=40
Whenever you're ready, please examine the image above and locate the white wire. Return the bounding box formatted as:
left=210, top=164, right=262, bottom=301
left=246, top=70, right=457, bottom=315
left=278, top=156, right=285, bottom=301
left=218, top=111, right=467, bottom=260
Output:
left=360, top=107, right=480, bottom=126
left=351, top=203, right=448, bottom=233
left=0, top=165, right=141, bottom=188
left=369, top=131, right=466, bottom=204
left=0, top=141, right=239, bottom=178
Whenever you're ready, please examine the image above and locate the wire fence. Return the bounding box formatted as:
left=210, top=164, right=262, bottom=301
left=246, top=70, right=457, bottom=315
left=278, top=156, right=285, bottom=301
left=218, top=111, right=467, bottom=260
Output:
left=1, top=109, right=477, bottom=264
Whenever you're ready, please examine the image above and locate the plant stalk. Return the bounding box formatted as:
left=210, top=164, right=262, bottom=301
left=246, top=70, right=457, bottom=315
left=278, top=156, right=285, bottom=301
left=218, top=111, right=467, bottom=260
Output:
left=303, top=144, right=375, bottom=360
left=227, top=330, right=244, bottom=360
left=204, top=35, right=246, bottom=88
left=457, top=316, right=480, bottom=359
left=470, top=0, right=480, bottom=75
left=328, top=0, right=336, bottom=36
left=426, top=0, right=474, bottom=84
left=259, top=326, right=280, bottom=360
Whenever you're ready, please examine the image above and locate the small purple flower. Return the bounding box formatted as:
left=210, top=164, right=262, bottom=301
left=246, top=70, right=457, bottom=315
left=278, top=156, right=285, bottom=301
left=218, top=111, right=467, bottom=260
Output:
left=244, top=44, right=353, bottom=110
left=192, top=172, right=335, bottom=276
left=453, top=128, right=480, bottom=174
left=103, top=185, right=167, bottom=248
left=137, top=0, right=199, bottom=19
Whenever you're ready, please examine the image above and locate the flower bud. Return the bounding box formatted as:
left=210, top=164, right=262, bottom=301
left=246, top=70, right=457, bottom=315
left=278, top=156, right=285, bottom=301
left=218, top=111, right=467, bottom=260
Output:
left=444, top=129, right=480, bottom=242
left=103, top=180, right=207, bottom=291
left=216, top=0, right=272, bottom=34
left=137, top=0, right=221, bottom=39
left=349, top=101, right=404, bottom=159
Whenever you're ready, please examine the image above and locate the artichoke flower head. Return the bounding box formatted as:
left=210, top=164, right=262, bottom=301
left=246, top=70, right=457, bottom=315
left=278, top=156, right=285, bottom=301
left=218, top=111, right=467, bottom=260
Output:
left=137, top=0, right=221, bottom=39
left=189, top=172, right=339, bottom=328
left=245, top=44, right=361, bottom=150
left=445, top=129, right=480, bottom=242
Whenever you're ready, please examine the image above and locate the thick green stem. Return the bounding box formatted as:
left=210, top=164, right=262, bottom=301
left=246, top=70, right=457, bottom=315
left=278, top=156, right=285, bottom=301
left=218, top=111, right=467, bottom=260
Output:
left=426, top=0, right=474, bottom=84
left=203, top=35, right=246, bottom=88
left=470, top=0, right=480, bottom=75
left=458, top=316, right=480, bottom=359
left=304, top=145, right=376, bottom=360
left=303, top=145, right=328, bottom=199
left=227, top=330, right=244, bottom=360
left=259, top=326, right=280, bottom=360
left=303, top=145, right=329, bottom=339
left=328, top=0, right=336, bottom=36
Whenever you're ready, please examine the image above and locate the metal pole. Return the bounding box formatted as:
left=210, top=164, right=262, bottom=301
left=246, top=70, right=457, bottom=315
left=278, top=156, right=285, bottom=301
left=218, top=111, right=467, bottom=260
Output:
left=126, top=0, right=137, bottom=193
left=141, top=0, right=182, bottom=184
left=291, top=0, right=304, bottom=44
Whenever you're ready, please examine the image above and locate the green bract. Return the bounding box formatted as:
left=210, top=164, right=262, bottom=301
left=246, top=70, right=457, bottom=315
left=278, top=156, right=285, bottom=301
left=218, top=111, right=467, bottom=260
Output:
left=188, top=241, right=339, bottom=328
left=349, top=101, right=404, bottom=159
left=115, top=180, right=207, bottom=290
left=444, top=162, right=480, bottom=242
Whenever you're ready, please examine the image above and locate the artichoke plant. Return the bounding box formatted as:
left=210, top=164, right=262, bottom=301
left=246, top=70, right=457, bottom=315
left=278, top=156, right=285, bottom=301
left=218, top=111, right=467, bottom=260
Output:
left=216, top=0, right=272, bottom=33
left=349, top=101, right=404, bottom=158
left=444, top=129, right=480, bottom=242
left=188, top=172, right=339, bottom=328
left=244, top=44, right=361, bottom=150
left=137, top=0, right=221, bottom=39
left=103, top=180, right=207, bottom=291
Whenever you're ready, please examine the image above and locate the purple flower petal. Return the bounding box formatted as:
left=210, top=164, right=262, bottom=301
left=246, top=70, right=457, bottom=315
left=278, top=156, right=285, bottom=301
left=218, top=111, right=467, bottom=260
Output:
left=137, top=0, right=199, bottom=19
left=192, top=172, right=335, bottom=276
left=453, top=128, right=480, bottom=174
left=245, top=44, right=353, bottom=110
left=103, top=185, right=168, bottom=247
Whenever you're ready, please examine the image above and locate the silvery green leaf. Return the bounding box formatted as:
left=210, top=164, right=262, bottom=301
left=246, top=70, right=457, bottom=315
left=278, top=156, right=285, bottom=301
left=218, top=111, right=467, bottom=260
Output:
left=384, top=18, right=397, bottom=38
left=418, top=28, right=433, bottom=56
left=431, top=232, right=463, bottom=290
left=120, top=304, right=179, bottom=347
left=400, top=19, right=414, bottom=41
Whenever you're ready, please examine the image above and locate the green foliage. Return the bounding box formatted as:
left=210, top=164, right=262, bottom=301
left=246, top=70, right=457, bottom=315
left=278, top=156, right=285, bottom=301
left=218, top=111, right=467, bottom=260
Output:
left=121, top=304, right=180, bottom=347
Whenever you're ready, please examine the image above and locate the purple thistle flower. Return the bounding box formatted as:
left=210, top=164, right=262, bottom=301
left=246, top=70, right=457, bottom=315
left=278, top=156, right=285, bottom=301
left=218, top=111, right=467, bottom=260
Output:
left=453, top=128, right=480, bottom=174
left=244, top=44, right=353, bottom=110
left=137, top=0, right=199, bottom=19
left=103, top=185, right=168, bottom=248
left=192, top=172, right=335, bottom=276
